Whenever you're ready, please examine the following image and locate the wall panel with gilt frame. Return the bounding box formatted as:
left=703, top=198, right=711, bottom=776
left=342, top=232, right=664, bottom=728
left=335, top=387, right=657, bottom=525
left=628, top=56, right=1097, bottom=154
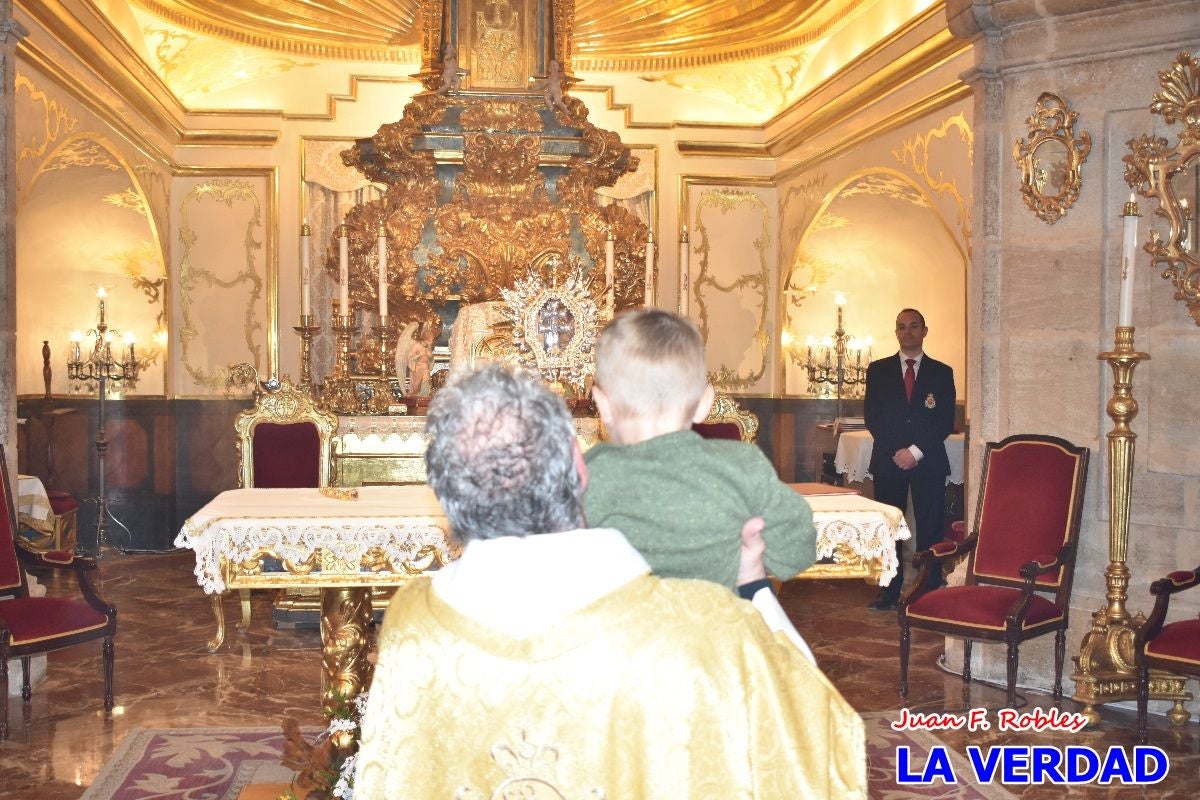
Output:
left=171, top=169, right=277, bottom=396
left=681, top=175, right=776, bottom=395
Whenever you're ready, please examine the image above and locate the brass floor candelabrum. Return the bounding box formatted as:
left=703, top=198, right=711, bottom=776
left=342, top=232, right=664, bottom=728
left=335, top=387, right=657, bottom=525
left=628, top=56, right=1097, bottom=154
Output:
left=1071, top=326, right=1192, bottom=724
left=67, top=313, right=140, bottom=559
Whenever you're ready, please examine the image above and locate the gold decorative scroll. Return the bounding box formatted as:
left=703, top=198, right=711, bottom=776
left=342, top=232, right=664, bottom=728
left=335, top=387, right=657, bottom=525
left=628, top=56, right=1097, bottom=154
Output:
left=1123, top=51, right=1200, bottom=326
left=893, top=113, right=974, bottom=250
left=178, top=180, right=266, bottom=390
left=692, top=187, right=770, bottom=392
left=1013, top=92, right=1091, bottom=224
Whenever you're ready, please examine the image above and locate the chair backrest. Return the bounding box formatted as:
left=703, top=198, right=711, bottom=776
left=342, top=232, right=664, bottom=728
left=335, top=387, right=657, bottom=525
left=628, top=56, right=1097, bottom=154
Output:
left=693, top=392, right=759, bottom=443
left=0, top=447, right=29, bottom=598
left=233, top=375, right=338, bottom=488
left=967, top=434, right=1089, bottom=600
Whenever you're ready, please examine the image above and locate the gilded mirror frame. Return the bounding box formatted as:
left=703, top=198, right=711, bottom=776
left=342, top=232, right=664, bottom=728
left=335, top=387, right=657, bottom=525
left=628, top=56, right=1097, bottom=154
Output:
left=1013, top=92, right=1092, bottom=224
left=1124, top=51, right=1200, bottom=326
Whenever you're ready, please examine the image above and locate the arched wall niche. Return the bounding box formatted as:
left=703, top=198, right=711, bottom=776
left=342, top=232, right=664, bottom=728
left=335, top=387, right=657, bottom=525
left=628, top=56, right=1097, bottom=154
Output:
left=17, top=132, right=169, bottom=396
left=780, top=167, right=966, bottom=403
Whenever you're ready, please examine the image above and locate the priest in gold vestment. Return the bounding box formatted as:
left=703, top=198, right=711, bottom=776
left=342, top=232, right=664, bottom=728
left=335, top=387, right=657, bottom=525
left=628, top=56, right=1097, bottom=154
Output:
left=354, top=366, right=866, bottom=799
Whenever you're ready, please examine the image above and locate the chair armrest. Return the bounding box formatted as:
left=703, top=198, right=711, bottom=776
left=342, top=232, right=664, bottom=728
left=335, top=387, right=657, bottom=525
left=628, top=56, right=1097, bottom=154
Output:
left=1018, top=552, right=1065, bottom=581
left=1150, top=567, right=1200, bottom=597
left=15, top=541, right=97, bottom=572
left=914, top=534, right=976, bottom=568
left=1137, top=566, right=1200, bottom=648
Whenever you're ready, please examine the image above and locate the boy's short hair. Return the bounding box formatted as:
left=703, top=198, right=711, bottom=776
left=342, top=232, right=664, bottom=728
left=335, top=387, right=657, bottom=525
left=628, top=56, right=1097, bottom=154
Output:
left=594, top=309, right=707, bottom=423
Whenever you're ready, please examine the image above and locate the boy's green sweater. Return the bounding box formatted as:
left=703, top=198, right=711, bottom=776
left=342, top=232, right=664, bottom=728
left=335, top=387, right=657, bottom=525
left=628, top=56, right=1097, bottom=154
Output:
left=583, top=429, right=816, bottom=589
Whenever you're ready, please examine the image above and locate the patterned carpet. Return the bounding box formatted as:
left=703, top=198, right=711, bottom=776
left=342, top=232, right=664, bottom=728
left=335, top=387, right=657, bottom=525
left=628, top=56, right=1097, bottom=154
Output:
left=80, top=716, right=1017, bottom=799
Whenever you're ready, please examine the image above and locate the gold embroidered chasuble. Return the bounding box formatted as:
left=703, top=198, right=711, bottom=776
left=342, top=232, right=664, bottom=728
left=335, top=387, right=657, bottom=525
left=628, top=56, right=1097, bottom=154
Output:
left=355, top=574, right=866, bottom=799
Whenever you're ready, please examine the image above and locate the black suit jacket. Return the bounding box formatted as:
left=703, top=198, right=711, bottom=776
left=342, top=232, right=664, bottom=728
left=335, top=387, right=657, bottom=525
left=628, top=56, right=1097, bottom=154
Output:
left=863, top=354, right=956, bottom=477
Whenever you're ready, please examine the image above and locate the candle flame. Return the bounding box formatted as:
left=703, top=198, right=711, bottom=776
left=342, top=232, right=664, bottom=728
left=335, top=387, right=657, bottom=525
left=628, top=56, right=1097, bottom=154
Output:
left=97, top=286, right=107, bottom=298
left=834, top=292, right=847, bottom=306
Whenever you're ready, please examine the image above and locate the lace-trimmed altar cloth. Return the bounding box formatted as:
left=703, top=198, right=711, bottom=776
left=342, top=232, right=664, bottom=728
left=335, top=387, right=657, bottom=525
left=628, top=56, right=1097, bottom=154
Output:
left=834, top=429, right=967, bottom=485
left=804, top=493, right=912, bottom=586
left=174, top=486, right=456, bottom=595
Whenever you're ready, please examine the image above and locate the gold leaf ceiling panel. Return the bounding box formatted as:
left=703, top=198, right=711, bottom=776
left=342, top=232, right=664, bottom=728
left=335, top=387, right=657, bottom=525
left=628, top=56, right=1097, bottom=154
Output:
left=128, top=0, right=424, bottom=61
left=126, top=0, right=862, bottom=70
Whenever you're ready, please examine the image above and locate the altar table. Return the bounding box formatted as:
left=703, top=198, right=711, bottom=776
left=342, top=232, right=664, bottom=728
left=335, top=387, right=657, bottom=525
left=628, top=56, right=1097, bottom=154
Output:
left=794, top=488, right=912, bottom=586
left=174, top=485, right=457, bottom=717
left=834, top=429, right=967, bottom=485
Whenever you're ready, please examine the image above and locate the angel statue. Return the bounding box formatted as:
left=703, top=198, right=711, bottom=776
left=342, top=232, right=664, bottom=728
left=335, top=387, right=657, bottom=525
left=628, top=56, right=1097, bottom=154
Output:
left=435, top=44, right=470, bottom=95
left=530, top=59, right=570, bottom=115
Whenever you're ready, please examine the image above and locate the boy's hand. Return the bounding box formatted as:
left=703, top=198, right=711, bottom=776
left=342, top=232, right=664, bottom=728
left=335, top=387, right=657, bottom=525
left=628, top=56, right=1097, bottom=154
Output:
left=737, top=516, right=767, bottom=585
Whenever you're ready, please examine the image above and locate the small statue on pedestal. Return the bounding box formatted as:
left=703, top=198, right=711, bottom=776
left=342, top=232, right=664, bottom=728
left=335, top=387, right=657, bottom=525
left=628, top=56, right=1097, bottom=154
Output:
left=435, top=44, right=470, bottom=95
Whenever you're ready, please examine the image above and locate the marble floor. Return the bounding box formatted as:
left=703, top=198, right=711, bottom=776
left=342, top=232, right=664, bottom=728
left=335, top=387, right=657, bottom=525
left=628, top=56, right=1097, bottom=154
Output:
left=0, top=552, right=1197, bottom=799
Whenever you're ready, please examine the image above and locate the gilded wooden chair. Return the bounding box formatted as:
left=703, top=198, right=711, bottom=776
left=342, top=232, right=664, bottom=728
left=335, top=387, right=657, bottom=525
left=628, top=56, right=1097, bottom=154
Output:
left=1136, top=565, right=1200, bottom=744
left=0, top=446, right=116, bottom=739
left=693, top=392, right=759, bottom=443
left=210, top=368, right=337, bottom=648
left=898, top=434, right=1089, bottom=706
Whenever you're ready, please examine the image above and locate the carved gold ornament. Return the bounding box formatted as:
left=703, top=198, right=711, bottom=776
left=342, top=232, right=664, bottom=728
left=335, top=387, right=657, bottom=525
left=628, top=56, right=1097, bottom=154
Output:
left=501, top=260, right=600, bottom=394
left=1123, top=51, right=1200, bottom=326
left=1013, top=92, right=1092, bottom=224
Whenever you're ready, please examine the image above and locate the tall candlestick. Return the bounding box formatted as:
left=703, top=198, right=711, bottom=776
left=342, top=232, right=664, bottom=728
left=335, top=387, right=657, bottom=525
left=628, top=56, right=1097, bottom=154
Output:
left=1119, top=193, right=1140, bottom=327
left=377, top=225, right=388, bottom=318
left=644, top=231, right=655, bottom=307
left=605, top=231, right=616, bottom=316
left=679, top=226, right=690, bottom=317
left=301, top=221, right=312, bottom=317
left=338, top=226, right=350, bottom=317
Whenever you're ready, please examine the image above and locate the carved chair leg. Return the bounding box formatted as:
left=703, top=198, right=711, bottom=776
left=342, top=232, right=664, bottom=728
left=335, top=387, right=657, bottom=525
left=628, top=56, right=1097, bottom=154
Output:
left=963, top=640, right=973, bottom=685
left=899, top=623, right=911, bottom=699
left=21, top=656, right=31, bottom=702
left=237, top=589, right=252, bottom=632
left=207, top=593, right=227, bottom=653
left=1137, top=662, right=1150, bottom=745
left=1053, top=629, right=1066, bottom=702
left=1006, top=640, right=1019, bottom=707
left=103, top=636, right=114, bottom=714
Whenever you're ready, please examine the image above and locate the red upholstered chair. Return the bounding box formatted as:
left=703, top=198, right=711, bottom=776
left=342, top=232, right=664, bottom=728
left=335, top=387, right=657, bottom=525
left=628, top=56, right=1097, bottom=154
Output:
left=1136, top=566, right=1200, bottom=744
left=0, top=446, right=116, bottom=739
left=898, top=434, right=1089, bottom=706
left=692, top=392, right=759, bottom=443
left=224, top=371, right=337, bottom=638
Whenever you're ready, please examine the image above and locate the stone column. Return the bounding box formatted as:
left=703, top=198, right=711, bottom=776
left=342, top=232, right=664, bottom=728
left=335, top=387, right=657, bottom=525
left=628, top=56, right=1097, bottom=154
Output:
left=0, top=3, right=28, bottom=478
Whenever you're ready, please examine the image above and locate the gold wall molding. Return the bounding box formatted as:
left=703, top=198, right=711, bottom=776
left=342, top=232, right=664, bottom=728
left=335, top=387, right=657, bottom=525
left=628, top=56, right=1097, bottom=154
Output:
left=13, top=72, right=77, bottom=172
left=775, top=81, right=971, bottom=181
left=892, top=112, right=973, bottom=249
left=684, top=179, right=774, bottom=392
left=177, top=179, right=270, bottom=391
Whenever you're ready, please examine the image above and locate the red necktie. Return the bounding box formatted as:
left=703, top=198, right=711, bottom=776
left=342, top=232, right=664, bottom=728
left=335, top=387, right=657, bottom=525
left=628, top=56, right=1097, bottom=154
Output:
left=904, top=358, right=916, bottom=401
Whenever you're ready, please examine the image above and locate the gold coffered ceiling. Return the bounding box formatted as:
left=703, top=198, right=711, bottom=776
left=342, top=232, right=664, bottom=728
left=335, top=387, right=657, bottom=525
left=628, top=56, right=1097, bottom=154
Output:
left=127, top=0, right=861, bottom=70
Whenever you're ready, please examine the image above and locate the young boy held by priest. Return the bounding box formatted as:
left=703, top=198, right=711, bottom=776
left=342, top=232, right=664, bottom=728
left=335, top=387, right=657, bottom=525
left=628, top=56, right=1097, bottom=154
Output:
left=584, top=309, right=818, bottom=607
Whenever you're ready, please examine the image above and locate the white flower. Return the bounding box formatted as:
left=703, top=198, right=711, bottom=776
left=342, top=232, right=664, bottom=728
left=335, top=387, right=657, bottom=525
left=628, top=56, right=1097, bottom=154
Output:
left=334, top=753, right=358, bottom=799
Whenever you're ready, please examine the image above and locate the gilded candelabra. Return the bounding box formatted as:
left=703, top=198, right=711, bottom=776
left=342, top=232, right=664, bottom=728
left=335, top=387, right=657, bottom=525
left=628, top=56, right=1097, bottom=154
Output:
left=294, top=314, right=321, bottom=395
left=1071, top=327, right=1191, bottom=724
left=66, top=290, right=140, bottom=558
left=790, top=295, right=870, bottom=419
left=321, top=313, right=361, bottom=413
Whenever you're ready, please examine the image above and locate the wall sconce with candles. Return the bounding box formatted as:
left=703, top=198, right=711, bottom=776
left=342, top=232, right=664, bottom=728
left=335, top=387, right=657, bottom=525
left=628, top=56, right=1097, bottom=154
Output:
left=784, top=292, right=871, bottom=419
left=66, top=286, right=141, bottom=558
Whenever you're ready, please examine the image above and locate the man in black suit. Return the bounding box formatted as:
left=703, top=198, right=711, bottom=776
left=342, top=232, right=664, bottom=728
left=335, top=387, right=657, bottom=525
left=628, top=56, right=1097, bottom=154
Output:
left=863, top=308, right=956, bottom=611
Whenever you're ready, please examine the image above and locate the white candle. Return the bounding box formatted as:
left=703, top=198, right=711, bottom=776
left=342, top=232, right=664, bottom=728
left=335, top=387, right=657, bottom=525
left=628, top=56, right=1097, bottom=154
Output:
left=338, top=226, right=349, bottom=317
left=679, top=226, right=690, bottom=317
left=70, top=331, right=82, bottom=362
left=605, top=232, right=615, bottom=316
left=300, top=221, right=311, bottom=317
left=1119, top=192, right=1139, bottom=327
left=377, top=226, right=388, bottom=318
left=97, top=286, right=107, bottom=326
left=644, top=232, right=655, bottom=307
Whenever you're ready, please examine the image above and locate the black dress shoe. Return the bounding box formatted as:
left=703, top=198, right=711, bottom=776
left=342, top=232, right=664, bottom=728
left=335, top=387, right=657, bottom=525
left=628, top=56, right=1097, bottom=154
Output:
left=868, top=594, right=898, bottom=612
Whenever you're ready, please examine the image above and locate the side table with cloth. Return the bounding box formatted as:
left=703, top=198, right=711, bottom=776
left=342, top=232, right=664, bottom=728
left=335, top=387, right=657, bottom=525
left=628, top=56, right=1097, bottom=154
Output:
left=15, top=474, right=77, bottom=552
left=174, top=485, right=458, bottom=718
left=835, top=429, right=966, bottom=485
left=792, top=488, right=912, bottom=586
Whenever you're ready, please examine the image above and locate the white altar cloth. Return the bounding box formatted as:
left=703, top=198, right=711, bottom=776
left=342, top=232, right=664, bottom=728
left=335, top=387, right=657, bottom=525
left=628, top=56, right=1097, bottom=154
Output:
left=834, top=430, right=966, bottom=486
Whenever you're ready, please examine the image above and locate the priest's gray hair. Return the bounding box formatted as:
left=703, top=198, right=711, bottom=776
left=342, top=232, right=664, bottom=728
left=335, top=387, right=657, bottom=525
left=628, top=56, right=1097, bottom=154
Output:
left=425, top=364, right=584, bottom=540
